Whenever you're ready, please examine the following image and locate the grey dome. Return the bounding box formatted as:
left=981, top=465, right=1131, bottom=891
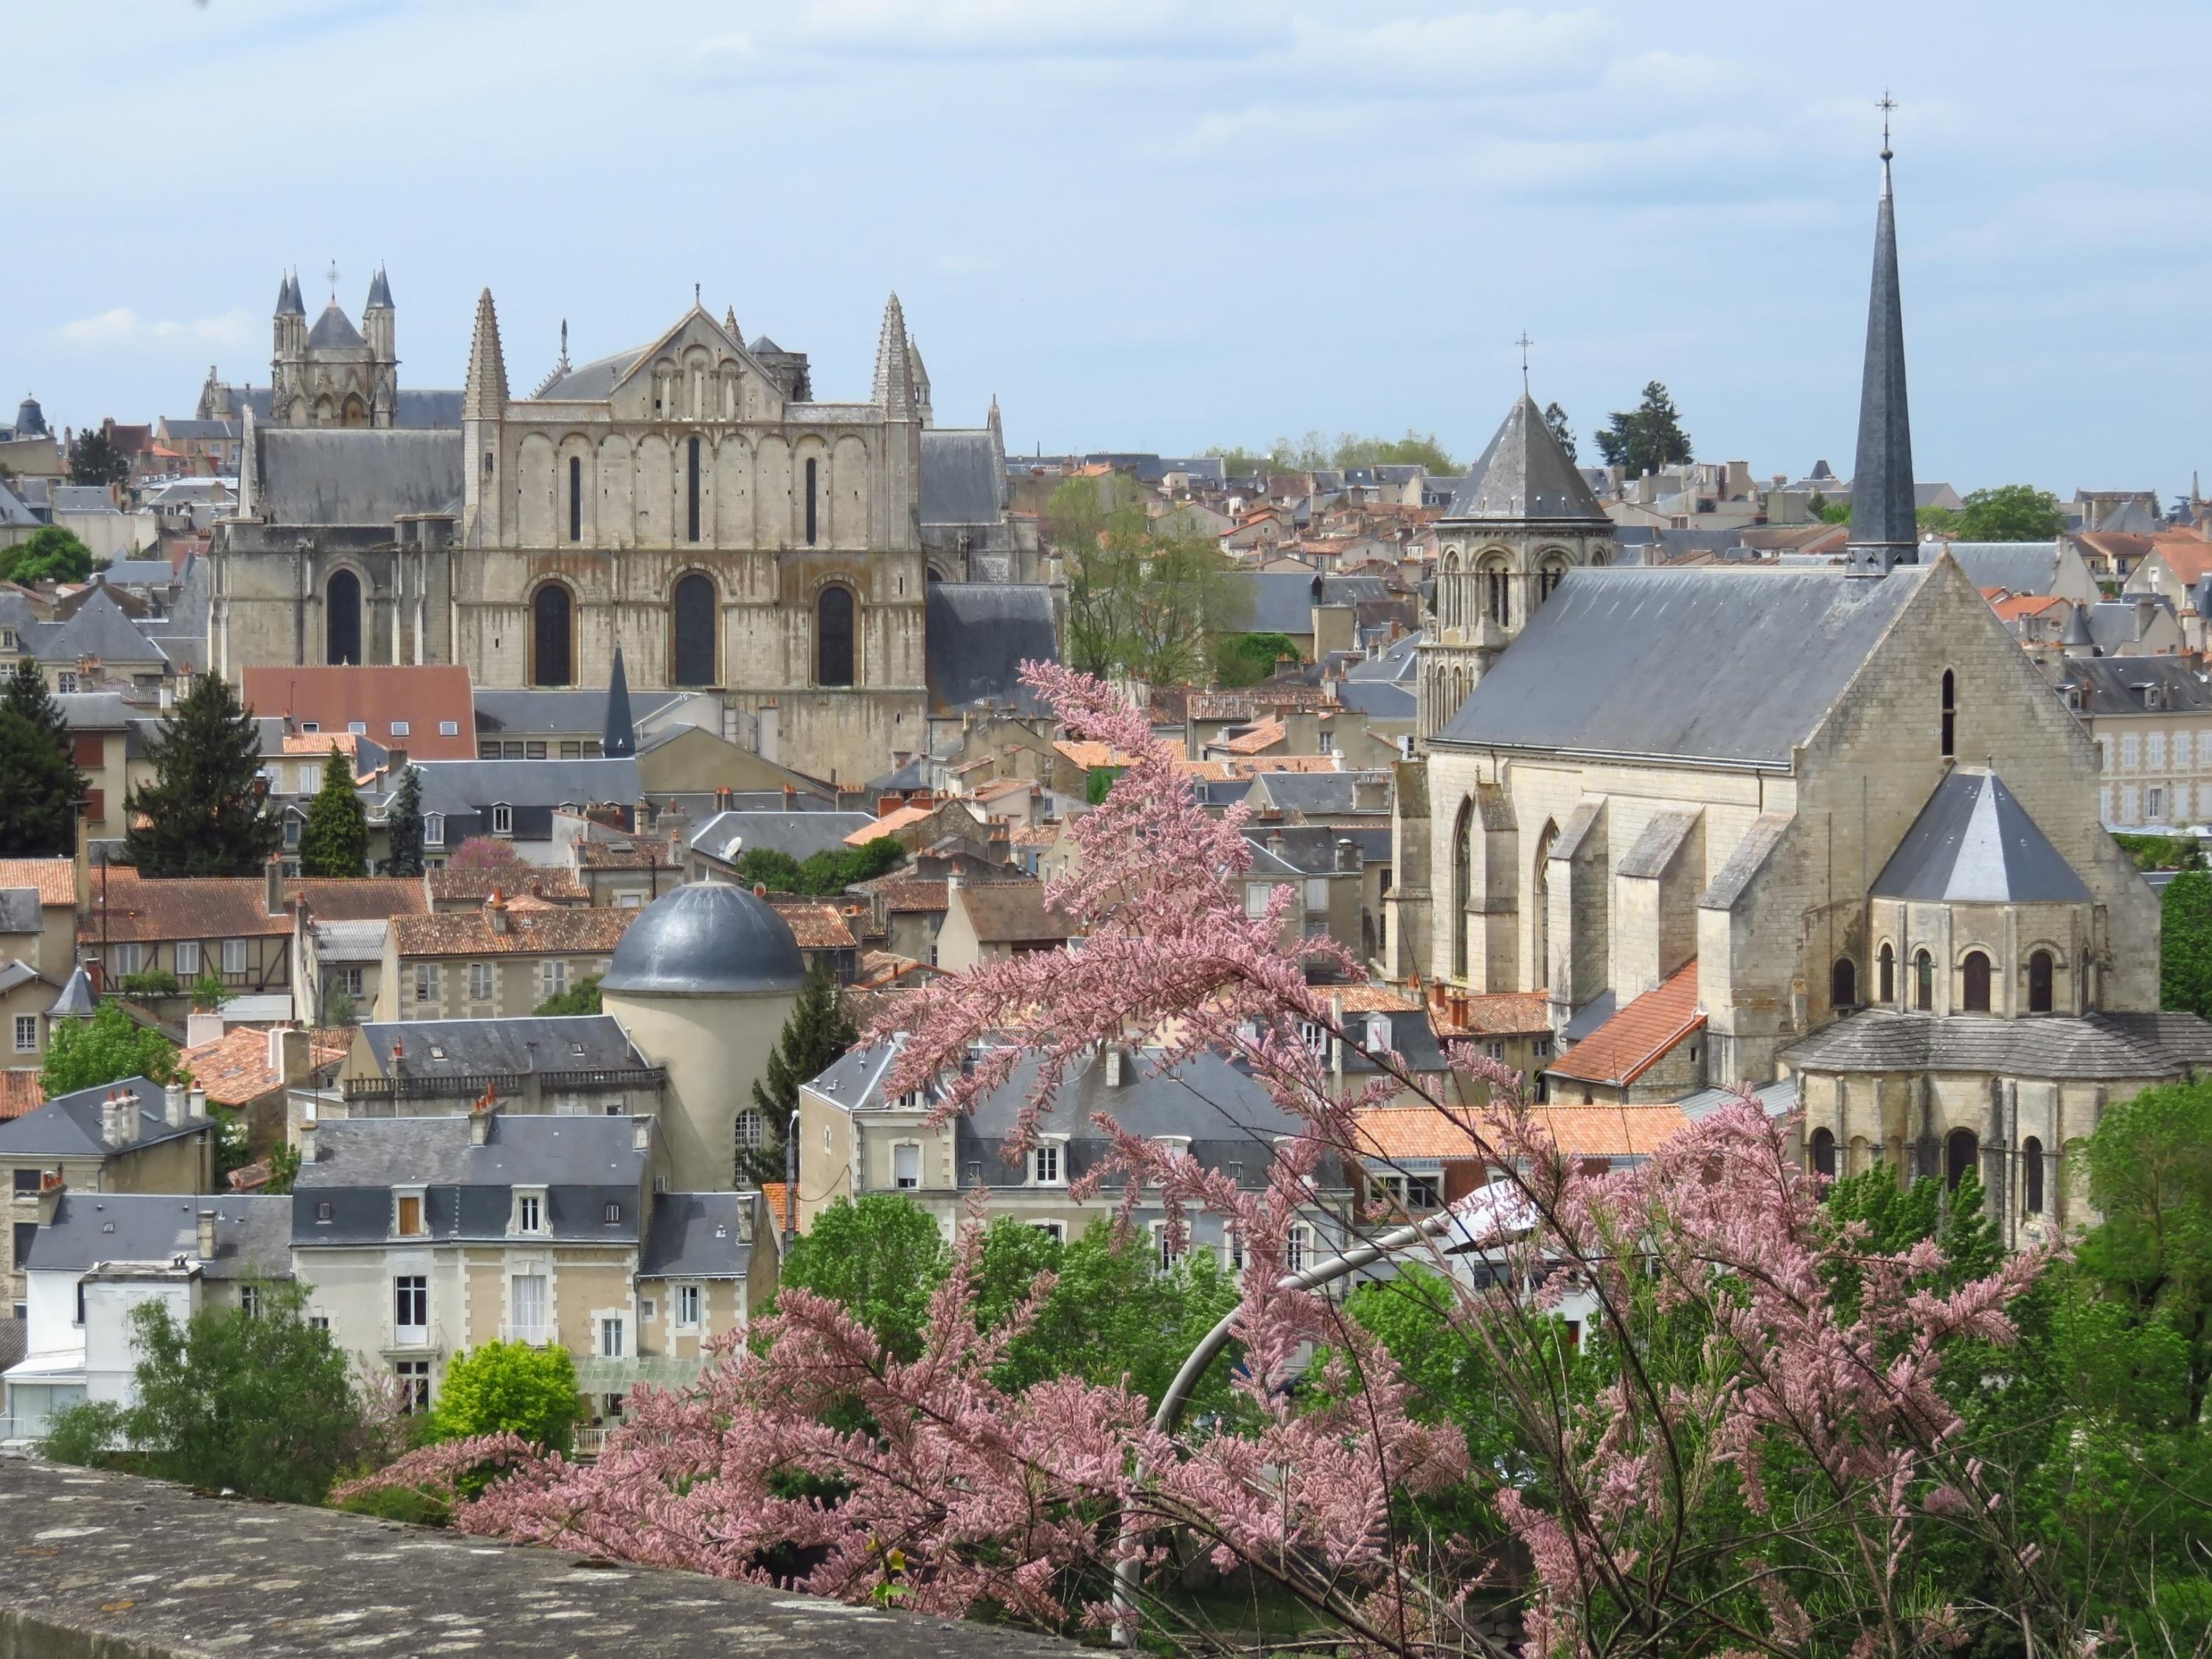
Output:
left=599, top=880, right=804, bottom=997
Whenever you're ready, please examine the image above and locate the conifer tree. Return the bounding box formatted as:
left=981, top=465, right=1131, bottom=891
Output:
left=382, top=763, right=425, bottom=877
left=299, top=742, right=369, bottom=877
left=745, top=956, right=857, bottom=1186
left=2160, top=868, right=2212, bottom=1020
left=123, top=675, right=277, bottom=876
left=0, top=659, right=86, bottom=856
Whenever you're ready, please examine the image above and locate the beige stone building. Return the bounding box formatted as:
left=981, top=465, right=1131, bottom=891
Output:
left=377, top=899, right=633, bottom=1022
left=2045, top=655, right=2212, bottom=828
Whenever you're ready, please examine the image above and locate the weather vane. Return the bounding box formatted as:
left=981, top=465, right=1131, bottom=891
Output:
left=326, top=258, right=341, bottom=303
left=1877, top=90, right=1896, bottom=161
left=1514, top=331, right=1534, bottom=391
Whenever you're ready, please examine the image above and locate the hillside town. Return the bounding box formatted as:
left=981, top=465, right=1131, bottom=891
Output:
left=1, top=29, right=2209, bottom=1653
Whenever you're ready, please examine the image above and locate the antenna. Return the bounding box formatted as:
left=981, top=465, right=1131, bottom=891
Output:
left=1514, top=331, right=1534, bottom=392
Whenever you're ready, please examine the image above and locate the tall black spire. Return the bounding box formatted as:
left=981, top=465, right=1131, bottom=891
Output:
left=1847, top=103, right=1916, bottom=574
left=602, top=647, right=636, bottom=759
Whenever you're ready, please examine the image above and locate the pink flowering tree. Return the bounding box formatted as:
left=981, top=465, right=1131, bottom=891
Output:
left=345, top=664, right=2065, bottom=1654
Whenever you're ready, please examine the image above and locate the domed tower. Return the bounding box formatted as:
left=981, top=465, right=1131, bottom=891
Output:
left=599, top=882, right=807, bottom=1190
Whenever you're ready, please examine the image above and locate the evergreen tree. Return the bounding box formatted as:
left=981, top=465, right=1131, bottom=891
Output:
left=382, top=763, right=425, bottom=877
left=0, top=655, right=87, bottom=855
left=65, top=427, right=129, bottom=489
left=1594, top=380, right=1693, bottom=476
left=2161, top=869, right=2212, bottom=1020
left=122, top=674, right=278, bottom=876
left=298, top=742, right=369, bottom=877
left=745, top=956, right=858, bottom=1186
left=1543, top=401, right=1577, bottom=464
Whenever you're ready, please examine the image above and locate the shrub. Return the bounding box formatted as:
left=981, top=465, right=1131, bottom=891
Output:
left=430, top=1341, right=580, bottom=1455
left=117, top=968, right=182, bottom=998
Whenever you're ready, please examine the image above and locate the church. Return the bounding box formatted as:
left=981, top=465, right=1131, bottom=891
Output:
left=1390, top=146, right=2211, bottom=1245
left=206, top=275, right=1051, bottom=784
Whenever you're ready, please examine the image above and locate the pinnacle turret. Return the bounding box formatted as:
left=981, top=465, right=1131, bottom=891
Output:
left=1846, top=142, right=1917, bottom=574
left=463, top=288, right=509, bottom=419
left=871, top=291, right=915, bottom=418
left=365, top=264, right=393, bottom=310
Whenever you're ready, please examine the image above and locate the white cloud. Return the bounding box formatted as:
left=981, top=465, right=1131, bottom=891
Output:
left=55, top=308, right=253, bottom=349
left=772, top=0, right=1266, bottom=57
left=1282, top=8, right=1608, bottom=91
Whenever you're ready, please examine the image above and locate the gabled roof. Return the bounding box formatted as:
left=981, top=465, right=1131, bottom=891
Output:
left=0, top=1074, right=211, bottom=1158
left=1443, top=394, right=1608, bottom=524
left=24, top=1192, right=292, bottom=1278
left=640, top=1192, right=754, bottom=1279
left=240, top=665, right=476, bottom=759
left=1355, top=1103, right=1690, bottom=1161
left=357, top=1015, right=647, bottom=1077
left=1548, top=961, right=1703, bottom=1088
left=950, top=880, right=1074, bottom=944
left=1870, top=768, right=2090, bottom=904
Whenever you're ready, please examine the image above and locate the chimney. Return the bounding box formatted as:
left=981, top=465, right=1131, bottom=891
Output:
left=716, top=786, right=734, bottom=813
left=186, top=1009, right=223, bottom=1047
left=385, top=745, right=406, bottom=774
left=164, top=1079, right=187, bottom=1126
left=469, top=1096, right=497, bottom=1145
left=188, top=1084, right=206, bottom=1119
left=101, top=1090, right=136, bottom=1146
left=631, top=1117, right=651, bottom=1153
left=196, top=1208, right=217, bottom=1263
left=74, top=808, right=91, bottom=915
left=1105, top=1046, right=1122, bottom=1087
left=278, top=1026, right=310, bottom=1084
left=265, top=855, right=285, bottom=918
left=296, top=1118, right=316, bottom=1164
left=486, top=889, right=509, bottom=934
left=1335, top=836, right=1357, bottom=873
left=781, top=782, right=796, bottom=809
left=36, top=1173, right=63, bottom=1226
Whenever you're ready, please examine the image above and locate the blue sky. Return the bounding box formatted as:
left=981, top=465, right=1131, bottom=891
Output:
left=8, top=0, right=2208, bottom=498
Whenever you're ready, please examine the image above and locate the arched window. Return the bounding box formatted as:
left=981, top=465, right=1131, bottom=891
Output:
left=1452, top=799, right=1474, bottom=980
left=1878, top=942, right=1896, bottom=1004
left=325, top=569, right=361, bottom=666
left=1913, top=949, right=1933, bottom=1012
left=532, top=584, right=573, bottom=687
left=1962, top=950, right=1992, bottom=1012
left=1536, top=560, right=1568, bottom=605
left=1941, top=668, right=1955, bottom=759
left=1810, top=1127, right=1837, bottom=1181
left=686, top=437, right=701, bottom=543
left=2022, top=1135, right=2045, bottom=1213
left=1483, top=564, right=1511, bottom=627
left=1944, top=1127, right=1978, bottom=1191
left=2028, top=949, right=2054, bottom=1015
left=815, top=585, right=854, bottom=687
left=1831, top=957, right=1857, bottom=1009
left=804, top=457, right=820, bottom=546
left=568, top=455, right=582, bottom=543
left=671, top=573, right=717, bottom=687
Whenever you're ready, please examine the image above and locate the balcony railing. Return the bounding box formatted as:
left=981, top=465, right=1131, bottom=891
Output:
left=498, top=1322, right=552, bottom=1345
left=343, top=1066, right=667, bottom=1104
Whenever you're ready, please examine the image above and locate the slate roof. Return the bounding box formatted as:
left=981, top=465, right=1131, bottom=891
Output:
left=0, top=1074, right=210, bottom=1158
left=305, top=303, right=366, bottom=351
left=293, top=1113, right=647, bottom=1245
left=256, top=428, right=465, bottom=525
left=356, top=1015, right=647, bottom=1077
left=1436, top=565, right=1928, bottom=768
left=35, top=589, right=164, bottom=666
left=1336, top=680, right=1416, bottom=720
left=411, top=757, right=641, bottom=814
left=639, top=1192, right=754, bottom=1279
left=1245, top=771, right=1388, bottom=815
left=1548, top=961, right=1705, bottom=1087
left=2056, top=656, right=2212, bottom=717
left=1783, top=1009, right=2212, bottom=1079
left=924, top=583, right=1058, bottom=714
left=1947, top=542, right=2062, bottom=596
left=313, top=919, right=389, bottom=962
left=472, top=686, right=686, bottom=736
left=1224, top=572, right=1395, bottom=635
left=599, top=880, right=805, bottom=995
left=1870, top=770, right=2090, bottom=904
left=919, top=430, right=1004, bottom=525
left=24, top=1192, right=292, bottom=1279
left=1444, top=394, right=1609, bottom=523
left=0, top=891, right=44, bottom=936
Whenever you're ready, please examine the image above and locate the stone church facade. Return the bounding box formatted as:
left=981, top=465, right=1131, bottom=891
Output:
left=208, top=274, right=1041, bottom=785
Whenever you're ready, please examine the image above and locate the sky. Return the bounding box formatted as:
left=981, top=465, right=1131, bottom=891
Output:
left=7, top=0, right=2208, bottom=499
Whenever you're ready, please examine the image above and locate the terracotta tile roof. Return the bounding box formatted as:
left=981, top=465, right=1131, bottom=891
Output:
left=425, top=868, right=588, bottom=904
left=849, top=804, right=937, bottom=844
left=2150, top=535, right=2212, bottom=586
left=1354, top=1103, right=1692, bottom=1161
left=855, top=950, right=940, bottom=990
left=970, top=777, right=1034, bottom=804
left=1992, top=593, right=2068, bottom=622
left=1053, top=740, right=1138, bottom=771
left=1332, top=984, right=1425, bottom=1014
left=863, top=878, right=949, bottom=913
left=280, top=731, right=369, bottom=758
left=760, top=1183, right=792, bottom=1228
left=1427, top=991, right=1554, bottom=1038
left=240, top=664, right=477, bottom=760
left=1217, top=720, right=1287, bottom=756
left=1548, top=963, right=1704, bottom=1086
left=178, top=1025, right=350, bottom=1107
left=86, top=871, right=425, bottom=943
left=765, top=898, right=859, bottom=950
left=392, top=905, right=636, bottom=959
left=574, top=841, right=678, bottom=870
left=0, top=860, right=75, bottom=908
left=0, top=1070, right=46, bottom=1119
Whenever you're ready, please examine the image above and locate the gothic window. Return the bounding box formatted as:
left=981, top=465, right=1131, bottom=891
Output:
left=1941, top=669, right=1955, bottom=759
left=2022, top=1135, right=2045, bottom=1213
left=804, top=457, right=819, bottom=546
left=325, top=569, right=361, bottom=667
left=1944, top=1127, right=1978, bottom=1192
left=1810, top=1127, right=1837, bottom=1181
left=686, top=437, right=701, bottom=543
left=568, top=455, right=582, bottom=543
left=2028, top=949, right=2054, bottom=1014
left=1878, top=942, right=1895, bottom=1004
left=1961, top=950, right=1992, bottom=1012
left=815, top=585, right=855, bottom=687
left=1483, top=563, right=1511, bottom=627
left=1451, top=799, right=1474, bottom=980
left=1831, top=957, right=1856, bottom=1009
left=672, top=573, right=717, bottom=687
left=1913, top=949, right=1933, bottom=1012
left=532, top=585, right=573, bottom=687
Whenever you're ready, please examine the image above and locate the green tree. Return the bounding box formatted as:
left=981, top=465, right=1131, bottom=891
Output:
left=1045, top=476, right=1244, bottom=684
left=40, top=1001, right=176, bottom=1095
left=1200, top=445, right=1279, bottom=478
left=533, top=973, right=602, bottom=1016
left=382, top=763, right=425, bottom=877
left=1330, top=430, right=1458, bottom=475
left=784, top=836, right=904, bottom=897
left=1213, top=630, right=1305, bottom=689
left=262, top=1141, right=302, bottom=1194
left=747, top=957, right=857, bottom=1186
left=298, top=742, right=369, bottom=877
left=0, top=658, right=87, bottom=857
left=189, top=972, right=225, bottom=1011
left=430, top=1340, right=580, bottom=1454
left=1955, top=484, right=2067, bottom=542
left=2162, top=869, right=2212, bottom=1018
left=55, top=1284, right=366, bottom=1503
left=123, top=672, right=278, bottom=877
left=0, top=525, right=97, bottom=585
left=1809, top=492, right=1854, bottom=524
left=732, top=847, right=803, bottom=891
left=65, top=427, right=128, bottom=489
left=1916, top=504, right=1962, bottom=536
left=1543, top=402, right=1576, bottom=465
left=775, top=1193, right=947, bottom=1362
left=1594, top=380, right=1693, bottom=477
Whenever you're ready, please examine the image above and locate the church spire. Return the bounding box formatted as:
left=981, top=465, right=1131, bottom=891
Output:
left=871, top=291, right=915, bottom=418
left=602, top=647, right=636, bottom=759
left=463, top=288, right=508, bottom=420
left=1846, top=102, right=1917, bottom=574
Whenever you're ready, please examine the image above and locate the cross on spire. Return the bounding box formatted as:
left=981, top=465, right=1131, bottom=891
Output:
left=325, top=258, right=341, bottom=304
left=1514, top=331, right=1534, bottom=391
left=1877, top=89, right=1896, bottom=161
